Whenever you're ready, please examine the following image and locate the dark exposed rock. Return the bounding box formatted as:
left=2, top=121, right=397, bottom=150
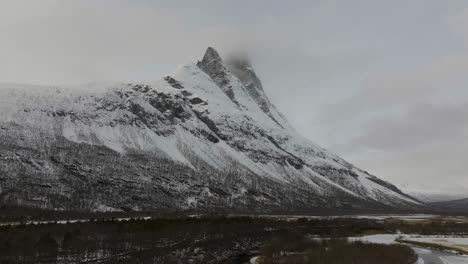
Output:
left=197, top=47, right=240, bottom=106
left=313, top=166, right=359, bottom=179
left=200, top=129, right=219, bottom=143
left=226, top=52, right=284, bottom=128
left=180, top=89, right=192, bottom=96
left=189, top=97, right=206, bottom=105
left=266, top=135, right=304, bottom=169
left=164, top=76, right=184, bottom=89
left=192, top=109, right=228, bottom=141
left=197, top=47, right=225, bottom=74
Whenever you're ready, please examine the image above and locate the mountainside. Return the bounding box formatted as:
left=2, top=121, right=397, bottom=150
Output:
left=0, top=47, right=421, bottom=213
left=429, top=198, right=468, bottom=211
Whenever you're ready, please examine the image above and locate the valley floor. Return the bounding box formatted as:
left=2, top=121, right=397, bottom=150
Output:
left=0, top=213, right=467, bottom=263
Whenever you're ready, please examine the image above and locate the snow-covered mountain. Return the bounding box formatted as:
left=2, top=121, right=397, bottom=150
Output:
left=0, top=47, right=422, bottom=213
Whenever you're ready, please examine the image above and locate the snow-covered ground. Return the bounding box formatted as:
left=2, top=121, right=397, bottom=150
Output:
left=413, top=246, right=468, bottom=264
left=349, top=214, right=468, bottom=223
left=249, top=256, right=260, bottom=264
left=260, top=214, right=468, bottom=223
left=349, top=234, right=400, bottom=244
left=0, top=216, right=152, bottom=227
left=404, top=235, right=468, bottom=253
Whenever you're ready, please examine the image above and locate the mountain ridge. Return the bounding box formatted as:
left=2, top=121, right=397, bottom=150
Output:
left=0, top=47, right=422, bottom=213
left=429, top=197, right=468, bottom=211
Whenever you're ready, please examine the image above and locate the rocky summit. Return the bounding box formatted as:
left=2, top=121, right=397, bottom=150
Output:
left=0, top=47, right=422, bottom=213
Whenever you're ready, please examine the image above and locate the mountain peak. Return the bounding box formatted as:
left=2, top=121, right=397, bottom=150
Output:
left=196, top=47, right=239, bottom=104
left=197, top=47, right=224, bottom=71
left=204, top=47, right=221, bottom=60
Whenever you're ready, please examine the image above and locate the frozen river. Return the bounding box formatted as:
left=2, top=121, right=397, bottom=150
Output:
left=413, top=246, right=468, bottom=264
left=349, top=234, right=468, bottom=264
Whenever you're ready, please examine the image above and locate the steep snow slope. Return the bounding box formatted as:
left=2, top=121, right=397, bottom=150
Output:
left=0, top=48, right=421, bottom=213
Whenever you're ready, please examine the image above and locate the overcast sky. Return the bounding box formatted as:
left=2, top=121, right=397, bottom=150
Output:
left=1, top=0, right=467, bottom=196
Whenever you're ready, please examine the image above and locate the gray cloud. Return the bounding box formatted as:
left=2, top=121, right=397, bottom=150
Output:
left=351, top=103, right=468, bottom=151
left=0, top=0, right=277, bottom=85
left=315, top=54, right=468, bottom=126
left=354, top=138, right=468, bottom=195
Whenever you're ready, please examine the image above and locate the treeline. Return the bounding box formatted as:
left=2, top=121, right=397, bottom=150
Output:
left=0, top=216, right=283, bottom=264
left=0, top=204, right=186, bottom=223
left=0, top=216, right=466, bottom=263
left=297, top=217, right=468, bottom=236
left=261, top=233, right=417, bottom=264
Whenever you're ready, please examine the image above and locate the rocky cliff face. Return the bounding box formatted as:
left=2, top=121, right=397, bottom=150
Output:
left=0, top=47, right=421, bottom=213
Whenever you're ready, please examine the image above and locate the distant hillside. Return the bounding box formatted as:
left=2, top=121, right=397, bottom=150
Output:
left=409, top=191, right=466, bottom=203
left=429, top=198, right=468, bottom=211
